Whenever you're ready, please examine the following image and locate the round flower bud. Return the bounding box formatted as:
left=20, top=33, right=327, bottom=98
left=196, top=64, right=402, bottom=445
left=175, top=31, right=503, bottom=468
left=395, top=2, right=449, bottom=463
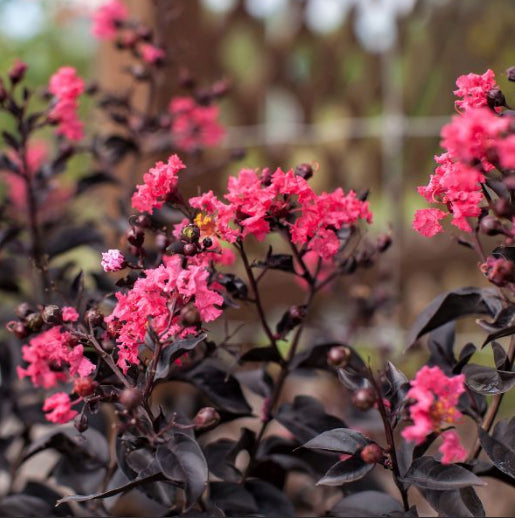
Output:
left=25, top=312, right=44, bottom=333
left=74, top=413, right=88, bottom=433
left=194, top=407, right=220, bottom=430
left=85, top=309, right=104, bottom=328
left=480, top=216, right=503, bottom=236
left=352, top=387, right=376, bottom=411
left=181, top=224, right=201, bottom=244
left=493, top=198, right=514, bottom=219
left=6, top=321, right=29, bottom=339
left=202, top=237, right=213, bottom=249
left=507, top=66, right=515, bottom=82
left=289, top=305, right=306, bottom=325
left=127, top=227, right=144, bottom=247
left=183, top=243, right=198, bottom=256
left=15, top=302, right=34, bottom=320
left=295, top=163, right=314, bottom=180
left=360, top=443, right=384, bottom=464
left=135, top=214, right=151, bottom=229
left=180, top=304, right=201, bottom=327
left=119, top=388, right=143, bottom=410
left=487, top=88, right=506, bottom=109
left=327, top=345, right=352, bottom=368
left=42, top=305, right=63, bottom=325
left=8, top=59, right=27, bottom=85
left=73, top=377, right=97, bottom=397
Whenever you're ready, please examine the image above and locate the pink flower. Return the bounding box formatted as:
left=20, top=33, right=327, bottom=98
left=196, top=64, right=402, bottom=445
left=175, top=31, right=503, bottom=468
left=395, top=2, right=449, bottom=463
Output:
left=43, top=393, right=77, bottom=424
left=169, top=96, right=225, bottom=152
left=497, top=134, right=515, bottom=170
left=17, top=326, right=95, bottom=388
left=439, top=430, right=467, bottom=464
left=454, top=69, right=497, bottom=111
left=48, top=67, right=85, bottom=142
left=412, top=208, right=447, bottom=237
left=92, top=0, right=128, bottom=40
left=140, top=43, right=165, bottom=64
left=402, top=366, right=466, bottom=461
left=62, top=306, right=79, bottom=322
left=106, top=255, right=223, bottom=372
left=101, top=249, right=126, bottom=272
left=132, top=154, right=186, bottom=213
left=440, top=108, right=508, bottom=170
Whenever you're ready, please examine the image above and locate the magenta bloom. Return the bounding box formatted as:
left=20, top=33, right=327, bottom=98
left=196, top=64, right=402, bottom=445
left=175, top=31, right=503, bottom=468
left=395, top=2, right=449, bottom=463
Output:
left=43, top=393, right=77, bottom=424
left=48, top=67, right=85, bottom=142
left=402, top=366, right=467, bottom=464
left=92, top=0, right=128, bottom=40
left=412, top=208, right=447, bottom=238
left=101, top=249, right=126, bottom=272
left=454, top=69, right=497, bottom=111
left=169, top=96, right=225, bottom=152
left=140, top=43, right=165, bottom=64
left=439, top=430, right=467, bottom=464
left=62, top=306, right=79, bottom=322
left=131, top=154, right=186, bottom=213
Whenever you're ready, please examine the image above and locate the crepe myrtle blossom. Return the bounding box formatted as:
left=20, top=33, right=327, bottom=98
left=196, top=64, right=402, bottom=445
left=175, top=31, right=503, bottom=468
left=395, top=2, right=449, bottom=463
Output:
left=131, top=154, right=186, bottom=213
left=402, top=366, right=467, bottom=464
left=190, top=166, right=372, bottom=259
left=48, top=67, right=85, bottom=142
left=105, top=255, right=223, bottom=372
left=101, top=249, right=126, bottom=272
left=169, top=96, right=225, bottom=152
left=62, top=306, right=79, bottom=322
left=140, top=43, right=165, bottom=64
left=92, top=0, right=128, bottom=40
left=454, top=69, right=498, bottom=111
left=43, top=392, right=78, bottom=424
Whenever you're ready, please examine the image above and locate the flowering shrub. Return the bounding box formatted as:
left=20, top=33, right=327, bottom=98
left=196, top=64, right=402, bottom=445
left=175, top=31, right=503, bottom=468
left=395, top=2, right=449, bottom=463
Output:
left=0, top=2, right=513, bottom=517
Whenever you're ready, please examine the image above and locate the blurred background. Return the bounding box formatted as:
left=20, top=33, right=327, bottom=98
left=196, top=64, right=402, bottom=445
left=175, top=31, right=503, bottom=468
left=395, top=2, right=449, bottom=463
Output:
left=2, top=0, right=515, bottom=351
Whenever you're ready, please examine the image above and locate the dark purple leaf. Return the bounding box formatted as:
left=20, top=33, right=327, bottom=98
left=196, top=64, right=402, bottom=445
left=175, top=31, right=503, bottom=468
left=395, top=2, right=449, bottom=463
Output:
left=245, top=479, right=295, bottom=516
left=317, top=456, right=374, bottom=486
left=301, top=428, right=370, bottom=454
left=419, top=487, right=484, bottom=517
left=463, top=364, right=515, bottom=395
left=478, top=427, right=515, bottom=479
left=330, top=491, right=403, bottom=517
left=239, top=345, right=282, bottom=364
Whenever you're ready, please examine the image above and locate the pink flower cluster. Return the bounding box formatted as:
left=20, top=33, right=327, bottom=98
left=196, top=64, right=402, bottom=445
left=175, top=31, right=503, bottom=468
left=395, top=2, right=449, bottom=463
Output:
left=190, top=167, right=372, bottom=259
left=454, top=69, right=497, bottom=111
left=169, top=97, right=225, bottom=152
left=413, top=69, right=515, bottom=237
left=106, top=255, right=223, bottom=372
left=48, top=67, right=85, bottom=142
left=101, top=249, right=126, bottom=272
left=17, top=326, right=95, bottom=424
left=141, top=44, right=165, bottom=65
left=131, top=154, right=185, bottom=213
left=402, top=366, right=467, bottom=464
left=92, top=0, right=128, bottom=40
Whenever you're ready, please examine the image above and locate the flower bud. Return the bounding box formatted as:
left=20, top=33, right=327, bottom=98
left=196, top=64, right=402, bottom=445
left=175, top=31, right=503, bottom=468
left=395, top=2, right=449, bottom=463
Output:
left=42, top=305, right=62, bottom=325
left=119, top=388, right=143, bottom=410
left=127, top=227, right=144, bottom=247
left=360, top=443, right=384, bottom=464
left=493, top=198, right=513, bottom=219
left=295, top=163, right=313, bottom=180
left=480, top=216, right=503, bottom=236
left=8, top=59, right=27, bottom=85
left=6, top=321, right=28, bottom=339
left=15, top=302, right=34, bottom=320
left=352, top=387, right=376, bottom=411
left=181, top=224, right=201, bottom=243
left=487, top=88, right=506, bottom=109
left=73, top=377, right=97, bottom=397
left=180, top=304, right=201, bottom=326
left=194, top=407, right=220, bottom=430
left=106, top=319, right=122, bottom=339
left=183, top=243, right=198, bottom=256
left=202, top=237, right=213, bottom=249
left=135, top=214, right=151, bottom=229
left=85, top=309, right=104, bottom=328
left=74, top=413, right=88, bottom=433
left=327, top=345, right=352, bottom=368
left=25, top=312, right=44, bottom=333
left=507, top=66, right=515, bottom=82
left=289, top=305, right=306, bottom=325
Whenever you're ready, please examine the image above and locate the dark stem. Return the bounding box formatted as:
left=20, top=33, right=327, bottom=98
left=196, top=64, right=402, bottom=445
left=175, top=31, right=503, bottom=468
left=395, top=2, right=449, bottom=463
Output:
left=368, top=367, right=410, bottom=512
left=468, top=335, right=515, bottom=460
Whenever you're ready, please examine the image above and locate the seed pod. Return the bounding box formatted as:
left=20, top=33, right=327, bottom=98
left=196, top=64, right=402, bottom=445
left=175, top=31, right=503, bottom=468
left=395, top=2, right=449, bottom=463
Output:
left=327, top=345, right=352, bottom=368
left=352, top=387, right=376, bottom=411
left=25, top=312, right=44, bottom=333
left=194, top=407, right=220, bottom=430
left=85, top=309, right=104, bottom=328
